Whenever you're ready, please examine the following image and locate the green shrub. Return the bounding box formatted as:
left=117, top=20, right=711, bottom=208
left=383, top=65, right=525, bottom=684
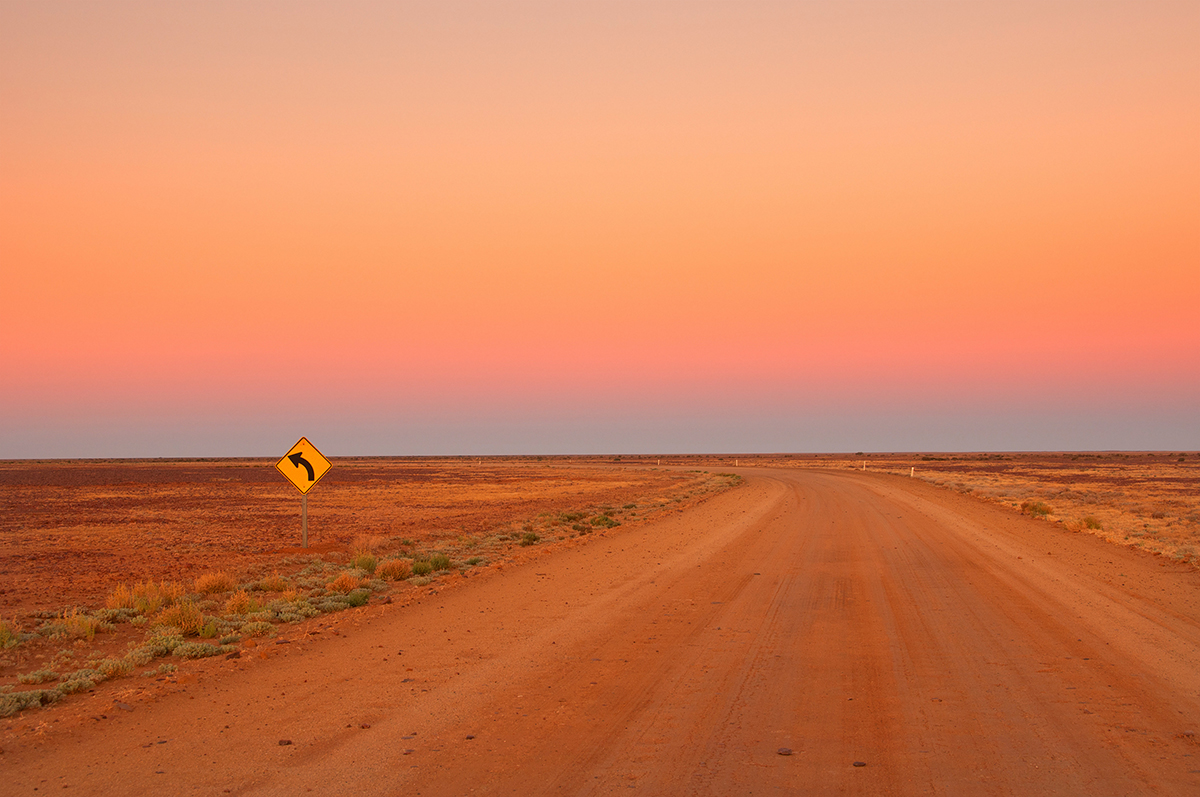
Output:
left=142, top=663, right=177, bottom=677
left=0, top=688, right=60, bottom=718
left=352, top=552, right=378, bottom=574
left=174, top=642, right=234, bottom=659
left=94, top=607, right=137, bottom=624
left=128, top=631, right=184, bottom=665
left=97, top=657, right=133, bottom=678
left=293, top=602, right=320, bottom=619
left=520, top=532, right=539, bottom=546
left=411, top=560, right=433, bottom=576
left=59, top=669, right=105, bottom=694
left=17, top=668, right=59, bottom=685
left=429, top=554, right=452, bottom=571
left=316, top=597, right=351, bottom=613
left=239, top=621, right=275, bottom=638
left=590, top=514, right=619, bottom=529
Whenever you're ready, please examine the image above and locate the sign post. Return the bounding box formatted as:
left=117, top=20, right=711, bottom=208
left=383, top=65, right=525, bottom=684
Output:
left=275, top=437, right=332, bottom=548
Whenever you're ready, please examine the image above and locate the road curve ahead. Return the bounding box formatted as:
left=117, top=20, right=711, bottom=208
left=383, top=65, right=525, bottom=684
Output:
left=7, top=469, right=1200, bottom=795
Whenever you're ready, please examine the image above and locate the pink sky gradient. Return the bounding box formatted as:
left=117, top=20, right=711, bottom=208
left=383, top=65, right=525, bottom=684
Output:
left=2, top=2, right=1197, bottom=457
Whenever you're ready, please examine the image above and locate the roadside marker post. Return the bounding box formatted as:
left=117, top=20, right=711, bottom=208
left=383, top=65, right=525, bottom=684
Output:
left=275, top=437, right=332, bottom=548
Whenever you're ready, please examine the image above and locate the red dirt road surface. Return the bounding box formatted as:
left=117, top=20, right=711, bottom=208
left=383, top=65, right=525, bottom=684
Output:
left=6, top=468, right=1200, bottom=795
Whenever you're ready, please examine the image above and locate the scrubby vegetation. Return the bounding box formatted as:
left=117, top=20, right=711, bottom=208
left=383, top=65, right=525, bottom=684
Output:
left=194, top=572, right=236, bottom=594
left=351, top=551, right=378, bottom=574
left=1, top=464, right=746, bottom=719
left=852, top=452, right=1200, bottom=565
left=376, top=559, right=411, bottom=581
left=1, top=616, right=19, bottom=649
left=1020, top=501, right=1053, bottom=518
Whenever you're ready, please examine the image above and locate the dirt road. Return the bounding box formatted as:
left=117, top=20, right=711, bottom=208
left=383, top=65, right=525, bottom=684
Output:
left=6, top=469, right=1200, bottom=795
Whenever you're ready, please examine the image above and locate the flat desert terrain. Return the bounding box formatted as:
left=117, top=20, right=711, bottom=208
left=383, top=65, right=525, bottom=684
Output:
left=2, top=456, right=1200, bottom=795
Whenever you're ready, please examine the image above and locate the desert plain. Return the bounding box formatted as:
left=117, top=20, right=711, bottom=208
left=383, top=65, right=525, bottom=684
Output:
left=1, top=453, right=1199, bottom=795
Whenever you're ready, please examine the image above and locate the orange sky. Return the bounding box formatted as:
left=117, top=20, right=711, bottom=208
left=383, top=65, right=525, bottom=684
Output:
left=2, top=2, right=1197, bottom=455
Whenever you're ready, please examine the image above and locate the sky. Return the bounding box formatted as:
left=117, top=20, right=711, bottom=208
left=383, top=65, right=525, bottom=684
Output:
left=2, top=1, right=1197, bottom=457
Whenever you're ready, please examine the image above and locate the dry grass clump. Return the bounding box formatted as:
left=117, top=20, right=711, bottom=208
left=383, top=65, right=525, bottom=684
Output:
left=105, top=582, right=137, bottom=611
left=351, top=534, right=388, bottom=552
left=44, top=608, right=106, bottom=641
left=0, top=616, right=17, bottom=649
left=1020, top=501, right=1052, bottom=518
left=194, top=572, right=236, bottom=594
left=155, top=600, right=207, bottom=636
left=106, top=580, right=186, bottom=615
left=258, top=572, right=290, bottom=592
left=223, top=589, right=259, bottom=616
left=327, top=572, right=361, bottom=594
left=376, top=559, right=411, bottom=581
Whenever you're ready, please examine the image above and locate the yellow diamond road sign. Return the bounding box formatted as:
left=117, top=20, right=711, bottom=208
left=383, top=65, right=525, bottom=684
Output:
left=275, top=437, right=332, bottom=494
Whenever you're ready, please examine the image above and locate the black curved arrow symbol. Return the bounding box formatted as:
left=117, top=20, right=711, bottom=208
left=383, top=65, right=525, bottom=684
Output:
left=288, top=453, right=315, bottom=481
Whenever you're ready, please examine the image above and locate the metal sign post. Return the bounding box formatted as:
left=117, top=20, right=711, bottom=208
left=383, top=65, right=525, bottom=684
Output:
left=275, top=437, right=331, bottom=548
